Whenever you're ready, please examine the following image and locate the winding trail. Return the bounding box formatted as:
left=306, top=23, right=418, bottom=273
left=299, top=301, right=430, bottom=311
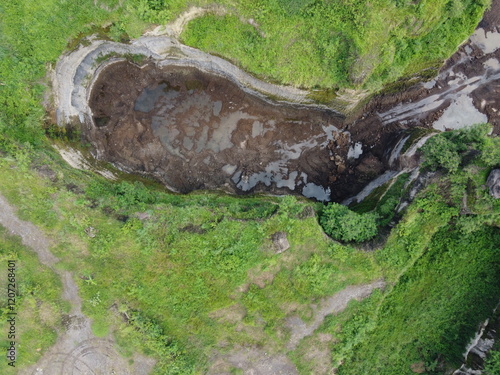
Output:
left=210, top=279, right=386, bottom=375
left=0, top=194, right=154, bottom=375
left=285, top=280, right=386, bottom=350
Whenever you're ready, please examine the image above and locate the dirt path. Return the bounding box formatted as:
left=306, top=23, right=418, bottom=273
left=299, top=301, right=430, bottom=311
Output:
left=160, top=5, right=226, bottom=38
left=210, top=279, right=385, bottom=374
left=0, top=194, right=154, bottom=375
left=286, top=280, right=386, bottom=350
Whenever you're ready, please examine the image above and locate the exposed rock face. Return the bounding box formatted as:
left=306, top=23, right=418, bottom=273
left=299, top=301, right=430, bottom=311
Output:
left=487, top=169, right=500, bottom=198
left=271, top=232, right=290, bottom=254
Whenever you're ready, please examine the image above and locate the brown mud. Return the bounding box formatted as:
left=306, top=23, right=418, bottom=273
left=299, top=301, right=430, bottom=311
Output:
left=80, top=0, right=500, bottom=203
left=88, top=62, right=395, bottom=201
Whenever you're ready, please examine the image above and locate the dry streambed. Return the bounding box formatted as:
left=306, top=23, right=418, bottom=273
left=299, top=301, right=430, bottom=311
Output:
left=88, top=61, right=344, bottom=200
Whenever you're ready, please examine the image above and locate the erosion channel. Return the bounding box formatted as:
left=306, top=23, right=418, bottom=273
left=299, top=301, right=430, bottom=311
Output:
left=56, top=0, right=500, bottom=203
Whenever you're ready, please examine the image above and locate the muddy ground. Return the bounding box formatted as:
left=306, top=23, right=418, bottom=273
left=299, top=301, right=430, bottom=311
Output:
left=85, top=0, right=500, bottom=202
left=88, top=62, right=398, bottom=202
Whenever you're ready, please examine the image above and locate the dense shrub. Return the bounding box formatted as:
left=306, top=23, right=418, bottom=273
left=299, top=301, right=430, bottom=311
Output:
left=421, top=123, right=495, bottom=172
left=320, top=203, right=378, bottom=242
left=421, top=135, right=461, bottom=172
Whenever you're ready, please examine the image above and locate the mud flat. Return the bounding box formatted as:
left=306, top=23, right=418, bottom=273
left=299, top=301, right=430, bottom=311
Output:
left=51, top=22, right=404, bottom=202
left=88, top=61, right=345, bottom=200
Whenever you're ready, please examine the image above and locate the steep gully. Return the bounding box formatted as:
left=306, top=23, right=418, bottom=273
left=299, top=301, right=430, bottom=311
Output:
left=52, top=3, right=500, bottom=203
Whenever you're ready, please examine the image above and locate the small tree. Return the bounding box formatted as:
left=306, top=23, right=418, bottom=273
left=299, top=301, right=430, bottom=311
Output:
left=320, top=203, right=378, bottom=242
left=421, top=135, right=461, bottom=172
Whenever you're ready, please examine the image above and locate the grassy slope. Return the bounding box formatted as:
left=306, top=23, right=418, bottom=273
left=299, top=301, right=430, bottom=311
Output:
left=336, top=127, right=500, bottom=374
left=0, top=150, right=383, bottom=373
left=180, top=0, right=490, bottom=90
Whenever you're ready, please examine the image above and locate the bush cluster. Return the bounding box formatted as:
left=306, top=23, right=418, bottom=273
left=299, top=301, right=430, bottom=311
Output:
left=320, top=202, right=378, bottom=243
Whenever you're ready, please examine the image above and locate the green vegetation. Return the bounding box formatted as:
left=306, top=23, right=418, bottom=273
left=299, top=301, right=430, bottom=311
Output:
left=181, top=0, right=490, bottom=90
left=0, top=123, right=497, bottom=374
left=421, top=123, right=500, bottom=172
left=339, top=224, right=499, bottom=374
left=335, top=124, right=500, bottom=374
left=320, top=203, right=378, bottom=243
left=0, top=152, right=382, bottom=373
left=485, top=350, right=500, bottom=375
left=0, top=0, right=498, bottom=373
left=0, top=226, right=67, bottom=374
left=350, top=172, right=411, bottom=227
left=293, top=124, right=500, bottom=375
left=0, top=0, right=490, bottom=155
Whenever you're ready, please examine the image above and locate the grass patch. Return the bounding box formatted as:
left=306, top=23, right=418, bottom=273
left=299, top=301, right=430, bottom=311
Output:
left=0, top=226, right=66, bottom=374
left=339, top=225, right=500, bottom=375
left=0, top=152, right=382, bottom=373
left=181, top=0, right=489, bottom=91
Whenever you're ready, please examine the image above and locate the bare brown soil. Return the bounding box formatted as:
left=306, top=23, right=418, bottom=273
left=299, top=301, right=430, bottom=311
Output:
left=87, top=62, right=396, bottom=201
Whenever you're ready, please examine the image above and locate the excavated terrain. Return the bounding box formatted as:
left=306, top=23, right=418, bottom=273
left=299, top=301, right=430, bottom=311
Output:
left=75, top=0, right=500, bottom=202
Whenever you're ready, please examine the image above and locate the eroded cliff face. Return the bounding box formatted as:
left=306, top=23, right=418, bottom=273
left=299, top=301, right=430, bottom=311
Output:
left=53, top=0, right=500, bottom=202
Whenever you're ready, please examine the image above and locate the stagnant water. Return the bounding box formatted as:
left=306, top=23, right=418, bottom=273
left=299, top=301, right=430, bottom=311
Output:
left=87, top=61, right=375, bottom=201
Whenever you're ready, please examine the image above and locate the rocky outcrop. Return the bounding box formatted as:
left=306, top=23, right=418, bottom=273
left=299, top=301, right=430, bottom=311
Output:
left=487, top=169, right=500, bottom=198
left=271, top=232, right=290, bottom=254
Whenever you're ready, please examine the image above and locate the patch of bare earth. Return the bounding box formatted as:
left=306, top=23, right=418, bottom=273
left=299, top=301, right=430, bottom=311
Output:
left=0, top=194, right=155, bottom=375
left=208, top=280, right=385, bottom=374
left=286, top=280, right=386, bottom=350
left=210, top=345, right=299, bottom=375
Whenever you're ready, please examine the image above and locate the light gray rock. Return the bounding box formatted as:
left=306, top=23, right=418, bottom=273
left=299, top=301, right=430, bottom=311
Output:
left=271, top=232, right=290, bottom=254
left=486, top=169, right=500, bottom=199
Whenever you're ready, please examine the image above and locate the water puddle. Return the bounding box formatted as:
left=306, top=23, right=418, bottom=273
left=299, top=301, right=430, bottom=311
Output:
left=470, top=28, right=500, bottom=54
left=377, top=23, right=500, bottom=132
left=88, top=62, right=346, bottom=201
left=433, top=95, right=488, bottom=131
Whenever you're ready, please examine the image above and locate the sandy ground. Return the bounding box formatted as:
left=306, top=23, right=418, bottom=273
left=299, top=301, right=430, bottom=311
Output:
left=0, top=194, right=155, bottom=375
